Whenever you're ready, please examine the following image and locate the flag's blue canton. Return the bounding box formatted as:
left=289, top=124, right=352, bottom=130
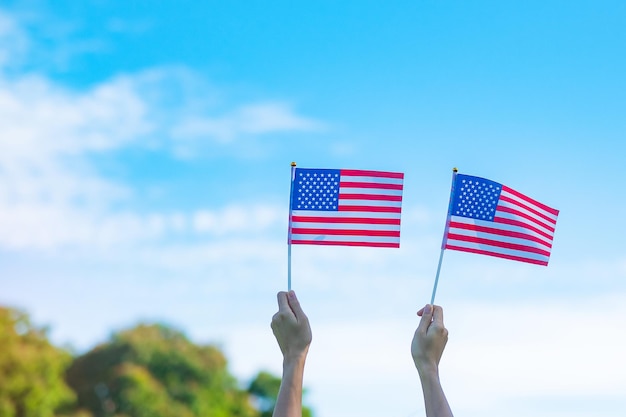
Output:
left=292, top=168, right=341, bottom=211
left=450, top=174, right=502, bottom=221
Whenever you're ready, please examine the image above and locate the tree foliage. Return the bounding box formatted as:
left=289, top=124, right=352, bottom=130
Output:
left=0, top=307, right=78, bottom=417
left=0, top=305, right=314, bottom=417
left=249, top=371, right=313, bottom=417
left=66, top=323, right=258, bottom=417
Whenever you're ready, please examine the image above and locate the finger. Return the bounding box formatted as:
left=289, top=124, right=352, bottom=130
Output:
left=417, top=304, right=433, bottom=332
left=416, top=306, right=425, bottom=317
left=276, top=291, right=291, bottom=312
left=287, top=290, right=307, bottom=322
left=431, top=305, right=445, bottom=327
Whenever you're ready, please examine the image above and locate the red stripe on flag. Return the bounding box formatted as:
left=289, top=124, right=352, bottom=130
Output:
left=499, top=194, right=558, bottom=226
left=340, top=169, right=404, bottom=179
left=493, top=216, right=555, bottom=241
left=502, top=185, right=559, bottom=216
left=449, top=220, right=553, bottom=248
left=291, top=216, right=401, bottom=225
left=338, top=205, right=402, bottom=213
left=291, top=228, right=400, bottom=237
left=290, top=239, right=400, bottom=248
left=446, top=233, right=551, bottom=257
left=497, top=205, right=556, bottom=233
left=443, top=244, right=549, bottom=266
left=340, top=181, right=403, bottom=190
left=339, top=193, right=403, bottom=201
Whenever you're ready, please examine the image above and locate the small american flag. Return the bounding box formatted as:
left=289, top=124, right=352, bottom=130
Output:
left=289, top=168, right=404, bottom=248
left=442, top=173, right=559, bottom=266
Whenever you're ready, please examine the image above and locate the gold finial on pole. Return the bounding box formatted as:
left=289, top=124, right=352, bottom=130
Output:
left=452, top=167, right=458, bottom=173
left=291, top=161, right=297, bottom=167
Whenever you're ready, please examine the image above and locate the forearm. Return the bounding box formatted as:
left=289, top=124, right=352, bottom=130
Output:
left=273, top=354, right=307, bottom=417
left=417, top=366, right=453, bottom=417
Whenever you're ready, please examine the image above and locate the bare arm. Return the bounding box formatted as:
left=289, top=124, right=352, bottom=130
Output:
left=271, top=291, right=312, bottom=417
left=411, top=304, right=453, bottom=417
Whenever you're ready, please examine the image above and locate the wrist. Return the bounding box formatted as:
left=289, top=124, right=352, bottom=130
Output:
left=415, top=361, right=440, bottom=378
left=283, top=348, right=309, bottom=367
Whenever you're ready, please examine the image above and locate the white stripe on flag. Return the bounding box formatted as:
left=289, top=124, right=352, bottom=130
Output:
left=444, top=239, right=550, bottom=264
left=341, top=175, right=404, bottom=185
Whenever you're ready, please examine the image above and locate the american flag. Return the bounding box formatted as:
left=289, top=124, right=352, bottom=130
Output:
left=442, top=173, right=559, bottom=266
left=289, top=168, right=404, bottom=248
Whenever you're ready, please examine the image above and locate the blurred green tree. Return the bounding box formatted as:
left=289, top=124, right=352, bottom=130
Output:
left=66, top=323, right=258, bottom=417
left=0, top=306, right=312, bottom=417
left=0, top=307, right=80, bottom=417
left=248, top=371, right=313, bottom=417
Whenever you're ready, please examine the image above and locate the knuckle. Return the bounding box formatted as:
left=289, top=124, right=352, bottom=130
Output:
left=440, top=327, right=449, bottom=338
left=273, top=311, right=289, bottom=322
left=433, top=324, right=447, bottom=335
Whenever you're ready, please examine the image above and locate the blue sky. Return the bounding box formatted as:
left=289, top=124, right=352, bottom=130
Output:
left=1, top=1, right=625, bottom=416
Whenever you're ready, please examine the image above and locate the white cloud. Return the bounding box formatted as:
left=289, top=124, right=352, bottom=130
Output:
left=0, top=72, right=167, bottom=159
left=446, top=297, right=626, bottom=393
left=0, top=11, right=28, bottom=69
left=0, top=78, right=305, bottom=250
left=0, top=9, right=322, bottom=252
left=0, top=202, right=286, bottom=250
left=0, top=68, right=153, bottom=249
left=193, top=204, right=284, bottom=235
left=221, top=292, right=626, bottom=417
left=442, top=295, right=626, bottom=416
left=171, top=101, right=324, bottom=143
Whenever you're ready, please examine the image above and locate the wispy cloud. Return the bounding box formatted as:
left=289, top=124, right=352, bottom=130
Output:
left=171, top=101, right=324, bottom=144
left=0, top=10, right=28, bottom=69
left=193, top=204, right=284, bottom=235
left=0, top=9, right=322, bottom=252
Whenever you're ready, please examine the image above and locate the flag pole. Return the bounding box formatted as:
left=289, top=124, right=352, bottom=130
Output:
left=430, top=167, right=458, bottom=305
left=430, top=249, right=445, bottom=305
left=287, top=162, right=297, bottom=291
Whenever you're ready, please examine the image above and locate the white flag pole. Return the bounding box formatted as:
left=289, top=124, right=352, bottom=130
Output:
left=287, top=162, right=297, bottom=291
left=430, top=249, right=445, bottom=305
left=430, top=167, right=458, bottom=305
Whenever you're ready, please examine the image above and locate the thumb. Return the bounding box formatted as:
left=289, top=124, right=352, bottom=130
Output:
left=417, top=304, right=433, bottom=332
